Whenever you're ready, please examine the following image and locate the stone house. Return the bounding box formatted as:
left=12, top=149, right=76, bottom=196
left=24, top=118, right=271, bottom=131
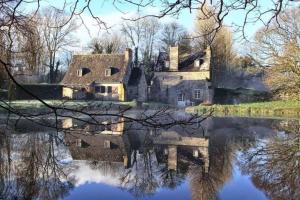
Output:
left=61, top=48, right=147, bottom=101
left=149, top=46, right=214, bottom=106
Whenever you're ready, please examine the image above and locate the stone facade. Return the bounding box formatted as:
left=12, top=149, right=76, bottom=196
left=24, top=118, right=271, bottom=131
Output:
left=126, top=64, right=148, bottom=102
left=150, top=46, right=213, bottom=106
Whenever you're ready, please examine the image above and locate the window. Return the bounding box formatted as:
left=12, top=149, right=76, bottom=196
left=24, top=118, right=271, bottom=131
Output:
left=105, top=68, right=111, bottom=76
left=107, top=86, right=112, bottom=93
left=77, top=69, right=83, bottom=77
left=77, top=68, right=90, bottom=77
left=100, top=86, right=106, bottom=93
left=177, top=93, right=184, bottom=101
left=95, top=86, right=100, bottom=93
left=194, top=89, right=201, bottom=99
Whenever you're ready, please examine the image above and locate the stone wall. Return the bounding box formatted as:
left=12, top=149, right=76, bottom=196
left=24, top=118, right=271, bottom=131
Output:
left=153, top=71, right=210, bottom=80
left=127, top=86, right=138, bottom=101
left=150, top=72, right=213, bottom=106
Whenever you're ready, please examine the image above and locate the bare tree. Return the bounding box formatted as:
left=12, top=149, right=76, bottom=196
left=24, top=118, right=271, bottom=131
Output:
left=121, top=17, right=160, bottom=64
left=194, top=4, right=234, bottom=87
left=88, top=33, right=126, bottom=54
left=121, top=17, right=144, bottom=66
left=40, top=8, right=78, bottom=83
left=160, top=22, right=191, bottom=54
left=140, top=17, right=161, bottom=63
left=17, top=17, right=44, bottom=76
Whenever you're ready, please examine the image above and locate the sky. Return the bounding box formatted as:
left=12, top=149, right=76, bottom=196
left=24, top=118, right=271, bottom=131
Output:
left=23, top=0, right=300, bottom=54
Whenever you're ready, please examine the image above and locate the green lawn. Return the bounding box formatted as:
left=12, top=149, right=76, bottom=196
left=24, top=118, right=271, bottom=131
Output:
left=0, top=100, right=136, bottom=111
left=0, top=100, right=171, bottom=112
left=187, top=100, right=300, bottom=118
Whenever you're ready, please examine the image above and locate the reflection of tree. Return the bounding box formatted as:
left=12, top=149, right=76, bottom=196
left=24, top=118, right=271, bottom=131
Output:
left=240, top=121, right=300, bottom=200
left=0, top=132, right=73, bottom=200
left=188, top=133, right=234, bottom=200
left=0, top=132, right=12, bottom=200
left=121, top=148, right=159, bottom=198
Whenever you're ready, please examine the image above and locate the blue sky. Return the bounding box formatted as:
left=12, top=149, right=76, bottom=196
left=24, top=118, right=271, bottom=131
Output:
left=23, top=0, right=300, bottom=52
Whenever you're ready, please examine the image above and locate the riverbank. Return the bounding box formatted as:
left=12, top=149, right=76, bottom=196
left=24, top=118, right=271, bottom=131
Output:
left=0, top=100, right=171, bottom=113
left=186, top=100, right=300, bottom=118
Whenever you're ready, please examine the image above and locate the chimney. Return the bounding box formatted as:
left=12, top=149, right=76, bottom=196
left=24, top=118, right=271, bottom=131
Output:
left=169, top=46, right=179, bottom=71
left=200, top=46, right=211, bottom=71
left=125, top=48, right=133, bottom=65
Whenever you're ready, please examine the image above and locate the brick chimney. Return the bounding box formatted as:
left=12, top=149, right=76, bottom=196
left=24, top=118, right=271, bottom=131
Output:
left=125, top=48, right=133, bottom=65
left=169, top=46, right=179, bottom=71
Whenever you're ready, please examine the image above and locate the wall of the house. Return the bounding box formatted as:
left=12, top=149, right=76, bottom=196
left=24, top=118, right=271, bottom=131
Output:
left=126, top=74, right=148, bottom=102
left=63, top=87, right=73, bottom=99
left=137, top=74, right=148, bottom=102
left=93, top=83, right=124, bottom=101
left=62, top=86, right=86, bottom=99
left=153, top=71, right=210, bottom=80
left=62, top=83, right=126, bottom=101
left=127, top=86, right=138, bottom=101
left=150, top=72, right=213, bottom=106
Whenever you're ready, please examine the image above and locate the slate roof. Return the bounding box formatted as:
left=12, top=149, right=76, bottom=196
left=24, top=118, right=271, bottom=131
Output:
left=61, top=54, right=128, bottom=85
left=155, top=51, right=206, bottom=72
left=179, top=51, right=205, bottom=71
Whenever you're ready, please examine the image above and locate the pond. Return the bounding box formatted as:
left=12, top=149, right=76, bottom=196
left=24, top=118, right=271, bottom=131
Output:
left=0, top=116, right=299, bottom=200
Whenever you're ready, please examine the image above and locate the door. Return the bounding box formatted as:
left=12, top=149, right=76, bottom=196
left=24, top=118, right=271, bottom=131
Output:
left=177, top=93, right=185, bottom=107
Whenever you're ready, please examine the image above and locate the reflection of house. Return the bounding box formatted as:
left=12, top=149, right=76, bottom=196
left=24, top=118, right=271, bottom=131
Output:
left=61, top=48, right=147, bottom=101
left=62, top=117, right=125, bottom=135
left=153, top=131, right=209, bottom=172
left=65, top=133, right=131, bottom=168
left=150, top=46, right=214, bottom=106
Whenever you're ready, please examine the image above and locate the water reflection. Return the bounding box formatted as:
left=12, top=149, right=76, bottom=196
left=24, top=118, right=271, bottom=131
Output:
left=239, top=119, right=300, bottom=200
left=0, top=117, right=299, bottom=200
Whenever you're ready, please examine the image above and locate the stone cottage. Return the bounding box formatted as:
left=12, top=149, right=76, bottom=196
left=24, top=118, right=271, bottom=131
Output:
left=61, top=48, right=147, bottom=101
left=149, top=46, right=213, bottom=106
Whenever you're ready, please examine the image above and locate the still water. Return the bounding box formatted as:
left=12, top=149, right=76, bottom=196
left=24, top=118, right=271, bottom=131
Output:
left=0, top=117, right=299, bottom=200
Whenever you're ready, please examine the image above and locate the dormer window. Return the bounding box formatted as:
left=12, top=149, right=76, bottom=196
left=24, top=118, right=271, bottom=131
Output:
left=194, top=59, right=200, bottom=68
left=105, top=68, right=111, bottom=76
left=77, top=67, right=90, bottom=77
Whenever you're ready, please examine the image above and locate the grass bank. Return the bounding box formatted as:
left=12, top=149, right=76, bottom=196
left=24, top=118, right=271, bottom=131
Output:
left=0, top=100, right=136, bottom=112
left=186, top=100, right=300, bottom=118
left=0, top=100, right=171, bottom=113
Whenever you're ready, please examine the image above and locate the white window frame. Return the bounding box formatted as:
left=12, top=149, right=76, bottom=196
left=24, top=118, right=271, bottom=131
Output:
left=77, top=69, right=83, bottom=77
left=194, top=89, right=201, bottom=99
left=177, top=93, right=184, bottom=102
left=105, top=68, right=111, bottom=76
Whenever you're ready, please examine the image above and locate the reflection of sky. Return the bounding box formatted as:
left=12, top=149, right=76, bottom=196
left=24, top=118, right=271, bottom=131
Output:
left=218, top=163, right=267, bottom=200
left=63, top=181, right=190, bottom=200
left=62, top=160, right=268, bottom=200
